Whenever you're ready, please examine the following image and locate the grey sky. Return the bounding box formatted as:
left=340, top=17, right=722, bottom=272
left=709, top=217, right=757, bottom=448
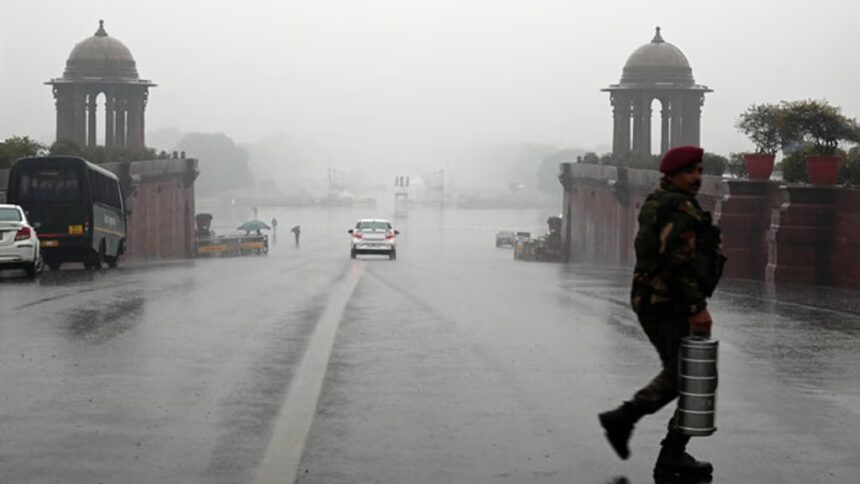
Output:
left=2, top=0, right=859, bottom=173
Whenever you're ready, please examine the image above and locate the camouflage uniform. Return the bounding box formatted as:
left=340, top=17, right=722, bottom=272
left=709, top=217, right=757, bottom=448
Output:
left=599, top=146, right=724, bottom=476
left=629, top=178, right=724, bottom=441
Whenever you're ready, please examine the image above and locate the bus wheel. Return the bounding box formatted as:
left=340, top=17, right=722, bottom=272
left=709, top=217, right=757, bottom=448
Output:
left=46, top=259, right=61, bottom=271
left=86, top=246, right=104, bottom=271
left=106, top=255, right=118, bottom=269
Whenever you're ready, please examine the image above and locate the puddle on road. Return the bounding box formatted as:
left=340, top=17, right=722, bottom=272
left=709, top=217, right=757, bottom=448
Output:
left=65, top=296, right=145, bottom=344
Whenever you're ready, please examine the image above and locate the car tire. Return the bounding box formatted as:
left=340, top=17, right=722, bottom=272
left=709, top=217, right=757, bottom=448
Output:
left=389, top=250, right=396, bottom=260
left=106, top=240, right=122, bottom=268
left=350, top=249, right=357, bottom=259
left=24, top=253, right=43, bottom=278
left=46, top=259, right=61, bottom=271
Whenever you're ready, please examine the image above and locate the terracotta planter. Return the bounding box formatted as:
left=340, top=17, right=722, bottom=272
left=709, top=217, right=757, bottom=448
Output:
left=743, top=153, right=775, bottom=180
left=805, top=154, right=841, bottom=185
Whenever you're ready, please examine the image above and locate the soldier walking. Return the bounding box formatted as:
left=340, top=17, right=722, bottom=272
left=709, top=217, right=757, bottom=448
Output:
left=598, top=146, right=726, bottom=478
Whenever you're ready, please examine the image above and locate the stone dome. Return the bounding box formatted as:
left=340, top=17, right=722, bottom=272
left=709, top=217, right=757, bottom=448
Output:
left=63, top=20, right=139, bottom=79
left=621, top=27, right=693, bottom=85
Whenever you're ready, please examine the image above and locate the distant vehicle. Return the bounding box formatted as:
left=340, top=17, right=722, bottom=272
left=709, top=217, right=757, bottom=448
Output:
left=349, top=218, right=398, bottom=260
left=0, top=204, right=43, bottom=277
left=495, top=230, right=516, bottom=248
left=513, top=231, right=531, bottom=260
left=6, top=156, right=127, bottom=270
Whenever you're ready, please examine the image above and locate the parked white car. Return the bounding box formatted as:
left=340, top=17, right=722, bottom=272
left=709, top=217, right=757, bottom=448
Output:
left=0, top=204, right=43, bottom=277
left=349, top=218, right=399, bottom=260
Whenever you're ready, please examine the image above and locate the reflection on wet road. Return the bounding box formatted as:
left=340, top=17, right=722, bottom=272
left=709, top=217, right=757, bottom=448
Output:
left=1, top=207, right=858, bottom=484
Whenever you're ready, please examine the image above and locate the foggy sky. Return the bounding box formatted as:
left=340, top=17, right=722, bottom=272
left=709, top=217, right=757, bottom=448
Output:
left=2, top=0, right=860, bottom=176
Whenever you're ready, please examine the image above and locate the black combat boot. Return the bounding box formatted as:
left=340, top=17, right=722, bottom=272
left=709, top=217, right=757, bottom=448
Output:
left=653, top=431, right=713, bottom=477
left=598, top=401, right=646, bottom=459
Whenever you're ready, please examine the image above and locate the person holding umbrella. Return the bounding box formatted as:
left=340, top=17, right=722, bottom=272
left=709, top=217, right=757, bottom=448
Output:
left=237, top=219, right=271, bottom=235
left=290, top=225, right=301, bottom=247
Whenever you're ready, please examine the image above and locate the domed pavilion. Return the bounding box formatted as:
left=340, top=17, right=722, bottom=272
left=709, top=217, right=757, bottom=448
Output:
left=603, top=27, right=711, bottom=157
left=46, top=20, right=156, bottom=149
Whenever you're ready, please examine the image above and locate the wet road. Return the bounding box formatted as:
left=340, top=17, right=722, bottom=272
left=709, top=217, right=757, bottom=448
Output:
left=1, top=207, right=858, bottom=484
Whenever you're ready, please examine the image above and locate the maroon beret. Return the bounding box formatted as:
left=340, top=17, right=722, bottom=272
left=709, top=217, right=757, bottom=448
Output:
left=659, top=145, right=704, bottom=174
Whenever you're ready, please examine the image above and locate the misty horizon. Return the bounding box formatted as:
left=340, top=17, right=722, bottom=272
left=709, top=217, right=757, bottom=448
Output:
left=3, top=0, right=859, bottom=186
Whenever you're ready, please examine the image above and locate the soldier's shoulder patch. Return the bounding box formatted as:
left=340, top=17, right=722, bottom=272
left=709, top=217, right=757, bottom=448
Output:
left=677, top=199, right=704, bottom=221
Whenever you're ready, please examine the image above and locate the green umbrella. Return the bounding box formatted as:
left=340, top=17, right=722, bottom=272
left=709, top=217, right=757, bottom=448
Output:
left=237, top=220, right=272, bottom=233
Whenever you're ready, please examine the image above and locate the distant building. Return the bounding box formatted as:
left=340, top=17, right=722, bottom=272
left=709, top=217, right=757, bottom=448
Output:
left=46, top=20, right=156, bottom=149
left=603, top=27, right=711, bottom=156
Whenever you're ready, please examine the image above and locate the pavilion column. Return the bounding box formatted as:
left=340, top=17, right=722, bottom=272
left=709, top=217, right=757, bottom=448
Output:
left=632, top=96, right=651, bottom=156
left=660, top=100, right=670, bottom=154
left=140, top=91, right=149, bottom=148
left=115, top=97, right=127, bottom=147
left=87, top=94, right=97, bottom=147
left=73, top=91, right=87, bottom=147
left=670, top=95, right=684, bottom=149
left=105, top=95, right=116, bottom=148
left=683, top=93, right=703, bottom=146
left=126, top=93, right=144, bottom=148
left=54, top=87, right=76, bottom=143
left=611, top=94, right=632, bottom=156
left=640, top=94, right=652, bottom=155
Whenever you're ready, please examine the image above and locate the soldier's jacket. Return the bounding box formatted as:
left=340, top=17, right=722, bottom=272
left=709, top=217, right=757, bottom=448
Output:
left=631, top=179, right=726, bottom=316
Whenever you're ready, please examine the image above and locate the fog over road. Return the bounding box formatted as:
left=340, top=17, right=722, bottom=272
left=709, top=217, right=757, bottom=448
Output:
left=1, top=208, right=858, bottom=484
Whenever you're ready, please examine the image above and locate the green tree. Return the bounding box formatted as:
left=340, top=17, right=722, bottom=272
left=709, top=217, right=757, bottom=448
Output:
left=701, top=152, right=727, bottom=176
left=623, top=152, right=660, bottom=171
left=580, top=152, right=600, bottom=164
left=780, top=99, right=859, bottom=155
left=48, top=139, right=86, bottom=158
left=0, top=136, right=46, bottom=168
left=735, top=103, right=785, bottom=155
left=838, top=147, right=860, bottom=186
left=726, top=153, right=748, bottom=179
left=49, top=139, right=158, bottom=164
left=780, top=144, right=829, bottom=183
left=599, top=153, right=617, bottom=165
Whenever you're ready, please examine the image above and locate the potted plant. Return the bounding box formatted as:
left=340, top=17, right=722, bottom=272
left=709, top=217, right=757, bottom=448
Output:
left=735, top=104, right=784, bottom=180
left=781, top=99, right=860, bottom=185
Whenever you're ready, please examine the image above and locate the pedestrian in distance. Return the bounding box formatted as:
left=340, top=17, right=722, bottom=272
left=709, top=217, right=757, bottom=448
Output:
left=598, top=145, right=726, bottom=479
left=291, top=225, right=301, bottom=248
left=271, top=217, right=278, bottom=244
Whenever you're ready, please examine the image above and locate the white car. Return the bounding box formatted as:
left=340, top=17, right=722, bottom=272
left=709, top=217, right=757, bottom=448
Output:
left=349, top=218, right=399, bottom=260
left=0, top=204, right=43, bottom=278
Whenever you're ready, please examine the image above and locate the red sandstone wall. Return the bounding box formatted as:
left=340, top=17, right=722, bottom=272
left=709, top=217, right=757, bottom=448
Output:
left=562, top=164, right=859, bottom=290
left=833, top=189, right=860, bottom=288
left=126, top=177, right=195, bottom=260
left=565, top=165, right=721, bottom=268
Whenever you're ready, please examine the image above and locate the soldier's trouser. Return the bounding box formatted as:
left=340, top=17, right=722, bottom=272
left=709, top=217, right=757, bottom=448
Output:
left=631, top=309, right=691, bottom=448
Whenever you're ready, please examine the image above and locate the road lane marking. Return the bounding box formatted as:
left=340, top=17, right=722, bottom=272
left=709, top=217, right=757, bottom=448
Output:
left=253, top=261, right=364, bottom=484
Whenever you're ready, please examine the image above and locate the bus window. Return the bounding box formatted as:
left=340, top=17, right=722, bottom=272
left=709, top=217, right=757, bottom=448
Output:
left=109, top=182, right=122, bottom=209
left=89, top=172, right=121, bottom=209
left=18, top=169, right=82, bottom=202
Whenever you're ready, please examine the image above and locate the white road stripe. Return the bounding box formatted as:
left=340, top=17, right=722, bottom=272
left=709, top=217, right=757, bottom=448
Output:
left=253, top=262, right=364, bottom=484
